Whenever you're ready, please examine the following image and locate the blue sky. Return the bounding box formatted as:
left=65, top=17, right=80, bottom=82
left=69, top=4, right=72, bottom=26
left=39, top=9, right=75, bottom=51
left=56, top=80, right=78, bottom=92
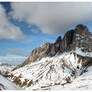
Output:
left=0, top=2, right=92, bottom=65
left=0, top=2, right=59, bottom=53
left=0, top=2, right=60, bottom=64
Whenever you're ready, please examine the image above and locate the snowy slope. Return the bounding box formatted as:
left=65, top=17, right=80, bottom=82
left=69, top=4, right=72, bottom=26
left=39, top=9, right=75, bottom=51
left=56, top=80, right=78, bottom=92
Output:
left=0, top=75, right=22, bottom=90
left=9, top=51, right=86, bottom=90
left=75, top=47, right=92, bottom=57
left=0, top=64, right=15, bottom=76
left=8, top=47, right=92, bottom=90
left=50, top=66, right=92, bottom=90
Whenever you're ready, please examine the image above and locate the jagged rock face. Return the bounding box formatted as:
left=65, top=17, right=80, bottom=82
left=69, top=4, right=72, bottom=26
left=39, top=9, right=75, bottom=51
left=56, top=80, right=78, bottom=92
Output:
left=60, top=24, right=92, bottom=52
left=29, top=42, right=51, bottom=61
left=73, top=24, right=92, bottom=51
left=13, top=24, right=92, bottom=70
left=60, top=30, right=74, bottom=52
left=50, top=36, right=62, bottom=56
left=75, top=24, right=91, bottom=36
left=25, top=39, right=62, bottom=63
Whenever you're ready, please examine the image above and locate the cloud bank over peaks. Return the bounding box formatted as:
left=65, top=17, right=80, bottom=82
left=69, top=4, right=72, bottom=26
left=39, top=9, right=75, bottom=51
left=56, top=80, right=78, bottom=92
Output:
left=10, top=2, right=92, bottom=34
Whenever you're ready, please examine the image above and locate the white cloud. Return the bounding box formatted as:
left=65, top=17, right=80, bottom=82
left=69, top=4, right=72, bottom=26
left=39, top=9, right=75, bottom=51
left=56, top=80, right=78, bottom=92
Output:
left=0, top=4, right=26, bottom=40
left=10, top=2, right=92, bottom=34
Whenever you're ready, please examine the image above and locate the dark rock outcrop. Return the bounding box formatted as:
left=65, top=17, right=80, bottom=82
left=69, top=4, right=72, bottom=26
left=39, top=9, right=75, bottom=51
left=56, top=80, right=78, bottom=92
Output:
left=50, top=36, right=62, bottom=56
left=73, top=52, right=92, bottom=68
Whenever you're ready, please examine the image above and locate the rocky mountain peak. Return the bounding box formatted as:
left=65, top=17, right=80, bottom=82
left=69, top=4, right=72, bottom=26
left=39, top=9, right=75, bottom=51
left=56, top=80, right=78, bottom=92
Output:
left=75, top=24, right=91, bottom=36
left=60, top=30, right=74, bottom=52
left=13, top=24, right=92, bottom=70
left=60, top=24, right=92, bottom=52
left=75, top=24, right=88, bottom=31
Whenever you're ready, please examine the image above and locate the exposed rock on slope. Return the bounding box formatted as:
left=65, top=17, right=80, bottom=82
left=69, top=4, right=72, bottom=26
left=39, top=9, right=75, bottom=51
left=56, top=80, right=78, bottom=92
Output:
left=0, top=63, right=14, bottom=77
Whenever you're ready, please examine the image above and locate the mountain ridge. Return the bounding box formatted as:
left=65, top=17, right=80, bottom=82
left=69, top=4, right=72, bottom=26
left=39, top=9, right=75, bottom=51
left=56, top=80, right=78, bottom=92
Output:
left=13, top=24, right=92, bottom=70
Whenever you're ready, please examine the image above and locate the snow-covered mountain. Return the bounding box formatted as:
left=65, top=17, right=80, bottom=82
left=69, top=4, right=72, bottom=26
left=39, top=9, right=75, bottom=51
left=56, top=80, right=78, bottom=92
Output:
left=49, top=66, right=92, bottom=90
left=0, top=62, right=22, bottom=90
left=8, top=50, right=92, bottom=90
left=8, top=24, right=92, bottom=90
left=0, top=63, right=15, bottom=76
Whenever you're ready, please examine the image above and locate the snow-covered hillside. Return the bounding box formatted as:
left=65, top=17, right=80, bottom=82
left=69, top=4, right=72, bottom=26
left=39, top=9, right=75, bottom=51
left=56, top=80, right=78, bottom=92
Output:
left=0, top=62, right=22, bottom=90
left=50, top=66, right=92, bottom=90
left=8, top=50, right=92, bottom=90
left=0, top=75, right=22, bottom=90
left=0, top=62, right=15, bottom=76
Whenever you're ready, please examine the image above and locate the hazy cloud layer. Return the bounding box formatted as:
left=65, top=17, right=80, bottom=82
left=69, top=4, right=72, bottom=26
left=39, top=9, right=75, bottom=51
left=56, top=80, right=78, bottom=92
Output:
left=0, top=4, right=26, bottom=40
left=0, top=56, right=27, bottom=65
left=0, top=48, right=29, bottom=57
left=0, top=50, right=6, bottom=56
left=10, top=2, right=92, bottom=34
left=7, top=48, right=30, bottom=56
